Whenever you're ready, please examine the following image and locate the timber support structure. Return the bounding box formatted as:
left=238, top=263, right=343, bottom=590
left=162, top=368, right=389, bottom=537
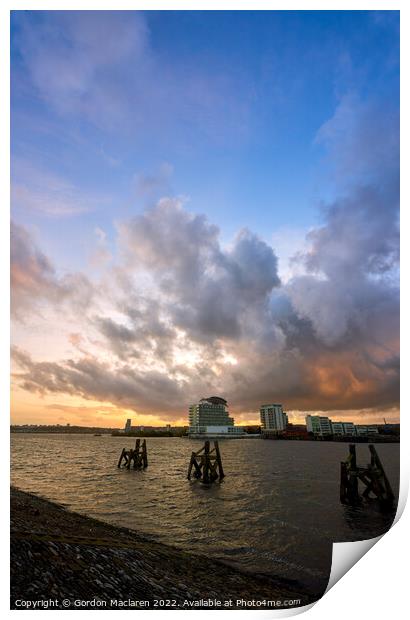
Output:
left=340, top=444, right=394, bottom=509
left=187, top=440, right=225, bottom=483
left=117, top=438, right=148, bottom=469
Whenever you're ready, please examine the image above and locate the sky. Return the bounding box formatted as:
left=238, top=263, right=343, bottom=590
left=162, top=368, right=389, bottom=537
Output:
left=10, top=10, right=400, bottom=427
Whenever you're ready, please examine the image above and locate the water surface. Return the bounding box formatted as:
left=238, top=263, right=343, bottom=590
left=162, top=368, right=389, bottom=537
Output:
left=11, top=435, right=399, bottom=595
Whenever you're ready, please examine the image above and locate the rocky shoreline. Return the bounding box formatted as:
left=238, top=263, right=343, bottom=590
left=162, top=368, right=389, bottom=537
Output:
left=10, top=487, right=319, bottom=610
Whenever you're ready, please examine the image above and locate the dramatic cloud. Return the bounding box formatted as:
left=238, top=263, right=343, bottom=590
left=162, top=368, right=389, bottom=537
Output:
left=119, top=199, right=281, bottom=342
left=11, top=346, right=188, bottom=413
left=11, top=92, right=399, bottom=420
left=287, top=95, right=399, bottom=348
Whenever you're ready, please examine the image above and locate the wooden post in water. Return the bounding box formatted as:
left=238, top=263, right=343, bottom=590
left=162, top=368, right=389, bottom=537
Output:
left=132, top=439, right=141, bottom=469
left=117, top=439, right=149, bottom=470
left=347, top=444, right=359, bottom=503
left=117, top=448, right=126, bottom=468
left=340, top=444, right=394, bottom=509
left=348, top=443, right=357, bottom=469
left=141, top=439, right=148, bottom=468
left=202, top=440, right=211, bottom=484
left=214, top=441, right=225, bottom=480
left=340, top=460, right=349, bottom=504
left=367, top=445, right=395, bottom=508
left=187, top=440, right=225, bottom=483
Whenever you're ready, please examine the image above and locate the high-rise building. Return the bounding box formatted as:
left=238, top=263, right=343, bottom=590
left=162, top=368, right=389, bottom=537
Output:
left=260, top=404, right=288, bottom=433
left=125, top=419, right=132, bottom=433
left=188, top=396, right=244, bottom=437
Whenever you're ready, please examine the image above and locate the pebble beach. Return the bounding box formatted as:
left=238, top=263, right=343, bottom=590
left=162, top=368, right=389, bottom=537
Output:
left=10, top=487, right=314, bottom=610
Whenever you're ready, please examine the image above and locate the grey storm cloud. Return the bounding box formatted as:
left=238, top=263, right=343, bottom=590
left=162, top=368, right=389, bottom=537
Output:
left=287, top=96, right=399, bottom=348
left=95, top=307, right=176, bottom=361
left=119, top=199, right=281, bottom=342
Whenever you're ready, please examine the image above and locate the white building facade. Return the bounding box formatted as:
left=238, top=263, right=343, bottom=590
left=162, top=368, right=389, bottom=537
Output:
left=355, top=425, right=379, bottom=437
left=306, top=415, right=333, bottom=436
left=306, top=415, right=379, bottom=437
left=331, top=421, right=356, bottom=436
left=260, top=404, right=288, bottom=433
left=188, top=397, right=244, bottom=438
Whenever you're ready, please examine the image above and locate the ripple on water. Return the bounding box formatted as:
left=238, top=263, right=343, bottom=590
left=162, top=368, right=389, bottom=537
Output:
left=11, top=435, right=399, bottom=590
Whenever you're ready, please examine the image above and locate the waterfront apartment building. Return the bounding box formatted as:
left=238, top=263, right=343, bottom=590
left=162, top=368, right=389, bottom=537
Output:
left=260, top=404, right=288, bottom=433
left=331, top=421, right=356, bottom=436
left=306, top=415, right=333, bottom=436
left=306, top=415, right=380, bottom=437
left=188, top=396, right=244, bottom=437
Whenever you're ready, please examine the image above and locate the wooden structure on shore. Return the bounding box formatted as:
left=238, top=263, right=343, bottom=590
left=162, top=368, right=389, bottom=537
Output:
left=187, top=440, right=225, bottom=483
left=117, top=439, right=148, bottom=469
left=340, top=444, right=394, bottom=509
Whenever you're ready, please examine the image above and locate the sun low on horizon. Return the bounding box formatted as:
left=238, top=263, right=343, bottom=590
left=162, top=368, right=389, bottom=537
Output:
left=10, top=10, right=399, bottom=429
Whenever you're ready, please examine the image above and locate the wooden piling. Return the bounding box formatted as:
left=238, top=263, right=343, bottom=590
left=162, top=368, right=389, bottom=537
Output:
left=187, top=440, right=225, bottom=483
left=117, top=439, right=149, bottom=470
left=141, top=439, right=148, bottom=468
left=340, top=444, right=394, bottom=509
left=348, top=443, right=357, bottom=469
left=203, top=440, right=211, bottom=484
left=214, top=441, right=225, bottom=480
left=117, top=448, right=126, bottom=468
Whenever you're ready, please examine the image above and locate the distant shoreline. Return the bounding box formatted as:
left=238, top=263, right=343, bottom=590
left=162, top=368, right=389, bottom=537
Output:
left=10, top=487, right=317, bottom=609
left=11, top=429, right=399, bottom=442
